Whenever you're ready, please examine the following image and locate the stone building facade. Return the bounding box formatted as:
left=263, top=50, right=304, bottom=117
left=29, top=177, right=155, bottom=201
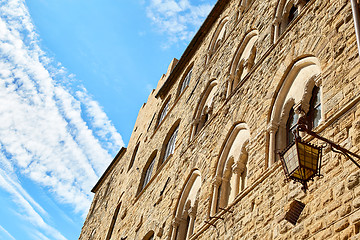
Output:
left=79, top=0, right=360, bottom=239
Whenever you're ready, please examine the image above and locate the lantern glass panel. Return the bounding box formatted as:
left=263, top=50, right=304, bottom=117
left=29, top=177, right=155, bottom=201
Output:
left=283, top=143, right=299, bottom=175
left=297, top=141, right=320, bottom=180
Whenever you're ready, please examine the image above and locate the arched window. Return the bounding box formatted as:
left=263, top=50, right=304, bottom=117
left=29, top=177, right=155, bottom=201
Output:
left=268, top=56, right=322, bottom=167
left=210, top=123, right=250, bottom=215
left=160, top=121, right=181, bottom=167
left=105, top=202, right=122, bottom=240
left=138, top=151, right=157, bottom=194
left=191, top=80, right=218, bottom=139
left=273, top=0, right=312, bottom=42
left=178, top=66, right=193, bottom=97
left=227, top=30, right=258, bottom=97
left=307, top=86, right=321, bottom=129
left=207, top=17, right=229, bottom=61
left=158, top=97, right=171, bottom=127
left=164, top=126, right=179, bottom=162
left=128, top=143, right=140, bottom=171
left=171, top=170, right=201, bottom=240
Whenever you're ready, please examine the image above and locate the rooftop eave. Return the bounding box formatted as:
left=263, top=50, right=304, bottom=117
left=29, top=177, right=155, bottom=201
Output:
left=91, top=147, right=127, bottom=193
left=155, top=0, right=230, bottom=99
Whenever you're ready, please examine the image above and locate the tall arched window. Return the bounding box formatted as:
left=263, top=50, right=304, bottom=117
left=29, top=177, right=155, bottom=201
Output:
left=207, top=17, right=229, bottom=62
left=273, top=0, right=312, bottom=42
left=268, top=56, right=322, bottom=167
left=171, top=170, right=201, bottom=240
left=164, top=126, right=179, bottom=162
left=138, top=151, right=157, bottom=194
left=160, top=121, right=181, bottom=167
left=158, top=97, right=171, bottom=127
left=210, top=123, right=250, bottom=215
left=191, top=80, right=218, bottom=139
left=178, top=66, right=193, bottom=97
left=128, top=143, right=140, bottom=171
left=227, top=30, right=258, bottom=97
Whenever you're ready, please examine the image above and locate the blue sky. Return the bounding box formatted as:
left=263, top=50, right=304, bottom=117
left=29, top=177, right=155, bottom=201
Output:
left=0, top=0, right=216, bottom=239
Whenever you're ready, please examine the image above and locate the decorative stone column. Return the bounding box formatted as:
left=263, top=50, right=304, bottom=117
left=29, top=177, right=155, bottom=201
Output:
left=268, top=122, right=279, bottom=167
left=186, top=207, right=197, bottom=239
left=273, top=17, right=281, bottom=42
left=171, top=217, right=181, bottom=240
left=232, top=161, right=246, bottom=196
left=211, top=176, right=222, bottom=216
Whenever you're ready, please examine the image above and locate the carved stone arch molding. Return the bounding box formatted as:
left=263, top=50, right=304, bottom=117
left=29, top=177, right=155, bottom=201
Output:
left=190, top=79, right=218, bottom=141
left=267, top=56, right=322, bottom=166
left=207, top=16, right=230, bottom=63
left=227, top=29, right=258, bottom=97
left=210, top=122, right=250, bottom=216
left=170, top=169, right=202, bottom=240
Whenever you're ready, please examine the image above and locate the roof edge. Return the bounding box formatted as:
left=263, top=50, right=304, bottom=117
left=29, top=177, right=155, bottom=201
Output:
left=91, top=147, right=127, bottom=193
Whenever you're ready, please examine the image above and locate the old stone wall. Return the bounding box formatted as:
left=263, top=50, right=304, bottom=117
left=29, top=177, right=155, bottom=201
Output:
left=79, top=0, right=360, bottom=239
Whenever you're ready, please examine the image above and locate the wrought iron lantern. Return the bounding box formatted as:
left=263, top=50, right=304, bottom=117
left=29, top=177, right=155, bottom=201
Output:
left=279, top=115, right=360, bottom=192
left=279, top=137, right=322, bottom=191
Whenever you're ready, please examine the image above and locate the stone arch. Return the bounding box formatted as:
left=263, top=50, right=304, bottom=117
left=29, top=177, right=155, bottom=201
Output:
left=210, top=123, right=250, bottom=216
left=190, top=79, right=218, bottom=140
left=207, top=17, right=230, bottom=62
left=267, top=55, right=322, bottom=166
left=171, top=169, right=201, bottom=240
left=227, top=29, right=258, bottom=97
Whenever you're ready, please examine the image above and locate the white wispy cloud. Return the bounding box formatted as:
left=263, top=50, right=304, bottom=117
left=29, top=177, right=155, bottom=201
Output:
left=0, top=0, right=124, bottom=239
left=0, top=224, right=16, bottom=240
left=146, top=0, right=214, bottom=48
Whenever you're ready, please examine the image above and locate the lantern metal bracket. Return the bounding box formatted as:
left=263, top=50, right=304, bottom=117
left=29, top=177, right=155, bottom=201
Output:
left=296, top=116, right=360, bottom=169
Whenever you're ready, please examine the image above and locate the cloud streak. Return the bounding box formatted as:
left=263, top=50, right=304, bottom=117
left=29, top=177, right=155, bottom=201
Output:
left=0, top=0, right=124, bottom=239
left=146, top=0, right=214, bottom=48
left=0, top=224, right=16, bottom=240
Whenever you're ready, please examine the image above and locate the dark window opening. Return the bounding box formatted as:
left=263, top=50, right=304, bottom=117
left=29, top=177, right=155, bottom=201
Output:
left=163, top=126, right=179, bottom=163
left=287, top=6, right=298, bottom=26
left=179, top=68, right=192, bottom=95
left=141, top=156, right=155, bottom=191
left=286, top=107, right=298, bottom=145
left=128, top=143, right=140, bottom=171
left=307, top=86, right=321, bottom=129
left=158, top=100, right=170, bottom=126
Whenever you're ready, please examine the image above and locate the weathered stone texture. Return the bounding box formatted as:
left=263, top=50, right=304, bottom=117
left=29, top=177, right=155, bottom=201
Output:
left=79, top=0, right=360, bottom=239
